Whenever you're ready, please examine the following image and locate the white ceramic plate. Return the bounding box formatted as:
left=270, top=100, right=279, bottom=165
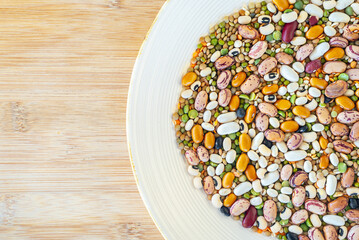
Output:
left=127, top=0, right=269, bottom=239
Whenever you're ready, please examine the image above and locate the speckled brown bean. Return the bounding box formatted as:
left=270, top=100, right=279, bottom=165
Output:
left=296, top=44, right=314, bottom=61
left=333, top=140, right=353, bottom=154
left=347, top=69, right=359, bottom=81
left=275, top=52, right=293, bottom=65
left=255, top=112, right=269, bottom=132
left=281, top=164, right=293, bottom=181
left=316, top=107, right=331, bottom=125
left=330, top=123, right=350, bottom=136
left=322, top=61, right=347, bottom=74
left=258, top=102, right=277, bottom=117
left=217, top=70, right=232, bottom=90
left=290, top=171, right=308, bottom=188
left=218, top=89, right=232, bottom=107
left=196, top=146, right=209, bottom=162
left=348, top=225, right=359, bottom=240
left=305, top=200, right=327, bottom=215
left=343, top=24, right=359, bottom=41
left=341, top=168, right=355, bottom=188
left=249, top=41, right=268, bottom=59
left=194, top=90, right=208, bottom=111
left=328, top=196, right=348, bottom=213
left=203, top=176, right=214, bottom=195
left=258, top=57, right=277, bottom=76
left=240, top=75, right=260, bottom=94
left=329, top=37, right=349, bottom=48
left=323, top=225, right=337, bottom=240
left=345, top=209, right=359, bottom=222
left=325, top=80, right=348, bottom=98
left=215, top=56, right=235, bottom=70
left=287, top=133, right=304, bottom=150
left=292, top=186, right=306, bottom=207
left=238, top=25, right=260, bottom=39
left=264, top=129, right=285, bottom=142
left=263, top=200, right=277, bottom=223
left=230, top=198, right=250, bottom=216
left=291, top=209, right=309, bottom=225
left=350, top=121, right=359, bottom=142
left=308, top=227, right=325, bottom=240
left=185, top=149, right=200, bottom=166
left=337, top=111, right=359, bottom=124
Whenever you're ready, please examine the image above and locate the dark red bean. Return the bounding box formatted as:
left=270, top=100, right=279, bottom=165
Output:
left=282, top=21, right=298, bottom=43
left=242, top=205, right=257, bottom=228
left=305, top=59, right=322, bottom=73
left=309, top=16, right=318, bottom=26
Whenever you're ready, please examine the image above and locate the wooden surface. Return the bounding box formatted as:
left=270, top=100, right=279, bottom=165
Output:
left=0, top=0, right=165, bottom=239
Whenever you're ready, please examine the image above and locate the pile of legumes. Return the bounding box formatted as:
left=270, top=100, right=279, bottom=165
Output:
left=173, top=0, right=359, bottom=239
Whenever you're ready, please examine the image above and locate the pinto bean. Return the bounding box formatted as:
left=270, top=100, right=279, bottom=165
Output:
left=305, top=199, right=327, bottom=215
left=350, top=121, right=359, bottom=142
left=275, top=52, right=293, bottom=65
left=292, top=186, right=306, bottom=207
left=337, top=111, right=359, bottom=124
left=296, top=44, right=314, bottom=61
left=291, top=209, right=309, bottom=224
left=290, top=171, right=309, bottom=188
left=327, top=196, right=349, bottom=213
left=333, top=140, right=353, bottom=154
left=217, top=70, right=232, bottom=89
left=240, top=75, right=261, bottom=94
left=329, top=36, right=349, bottom=48
left=345, top=209, right=359, bottom=222
left=185, top=149, right=200, bottom=166
left=255, top=112, right=269, bottom=132
left=238, top=25, right=260, bottom=39
left=258, top=57, right=277, bottom=76
left=215, top=56, right=235, bottom=70
left=322, top=61, right=347, bottom=74
left=330, top=123, right=350, bottom=136
left=265, top=129, right=285, bottom=142
left=341, top=168, right=355, bottom=188
left=218, top=89, right=232, bottom=107
left=323, top=225, right=337, bottom=240
left=258, top=102, right=278, bottom=117
left=263, top=199, right=277, bottom=222
left=249, top=41, right=268, bottom=59
left=325, top=80, right=348, bottom=98
left=203, top=176, right=214, bottom=195
left=287, top=133, right=304, bottom=150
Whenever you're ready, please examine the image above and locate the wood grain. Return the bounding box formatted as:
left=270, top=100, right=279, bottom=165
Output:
left=0, top=0, right=165, bottom=239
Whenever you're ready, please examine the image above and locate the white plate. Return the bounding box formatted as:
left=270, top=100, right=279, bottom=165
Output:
left=127, top=0, right=269, bottom=239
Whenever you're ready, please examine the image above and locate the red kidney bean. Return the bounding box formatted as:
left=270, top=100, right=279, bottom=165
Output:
left=242, top=205, right=257, bottom=228
left=305, top=59, right=322, bottom=73
left=309, top=16, right=318, bottom=26
left=282, top=21, right=298, bottom=43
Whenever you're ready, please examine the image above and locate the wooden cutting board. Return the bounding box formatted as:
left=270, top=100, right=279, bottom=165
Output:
left=0, top=0, right=164, bottom=239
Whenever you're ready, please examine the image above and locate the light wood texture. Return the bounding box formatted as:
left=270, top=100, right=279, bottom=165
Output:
left=0, top=0, right=165, bottom=239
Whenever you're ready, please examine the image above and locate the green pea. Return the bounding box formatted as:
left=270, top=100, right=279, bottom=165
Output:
left=282, top=181, right=290, bottom=187
left=338, top=162, right=347, bottom=173
left=221, top=48, right=228, bottom=55
left=244, top=103, right=250, bottom=109
left=218, top=39, right=225, bottom=46
left=254, top=59, right=261, bottom=65
left=338, top=73, right=349, bottom=81
left=254, top=22, right=260, bottom=29
left=282, top=236, right=287, bottom=240
left=241, top=62, right=248, bottom=67
left=178, top=109, right=184, bottom=116
left=322, top=17, right=328, bottom=23
left=221, top=27, right=225, bottom=33
left=183, top=105, right=189, bottom=114
left=278, top=20, right=285, bottom=26
left=239, top=94, right=249, bottom=100
left=266, top=34, right=274, bottom=42
left=284, top=48, right=294, bottom=55
left=255, top=203, right=264, bottom=209
left=300, top=223, right=309, bottom=232
left=234, top=139, right=239, bottom=145
left=210, top=161, right=218, bottom=168
left=287, top=202, right=293, bottom=208
left=284, top=80, right=290, bottom=85
left=197, top=43, right=203, bottom=49
left=198, top=163, right=204, bottom=172
left=188, top=109, right=198, bottom=119
left=229, top=133, right=236, bottom=140
left=251, top=189, right=260, bottom=196
left=181, top=114, right=189, bottom=123
left=243, top=193, right=250, bottom=199
left=211, top=80, right=216, bottom=86
left=249, top=92, right=256, bottom=101
left=277, top=235, right=282, bottom=239
left=218, top=21, right=225, bottom=28
left=278, top=111, right=285, bottom=118
left=290, top=95, right=297, bottom=105
left=306, top=218, right=313, bottom=227
left=214, top=112, right=219, bottom=118
left=280, top=219, right=289, bottom=225
left=189, top=99, right=194, bottom=104
left=261, top=6, right=267, bottom=11
left=352, top=96, right=358, bottom=102
left=298, top=78, right=303, bottom=85
left=294, top=0, right=304, bottom=10
left=211, top=38, right=218, bottom=46
left=225, top=164, right=232, bottom=172
left=355, top=182, right=359, bottom=188
left=284, top=227, right=289, bottom=233
left=257, top=208, right=263, bottom=215
left=345, top=6, right=354, bottom=16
